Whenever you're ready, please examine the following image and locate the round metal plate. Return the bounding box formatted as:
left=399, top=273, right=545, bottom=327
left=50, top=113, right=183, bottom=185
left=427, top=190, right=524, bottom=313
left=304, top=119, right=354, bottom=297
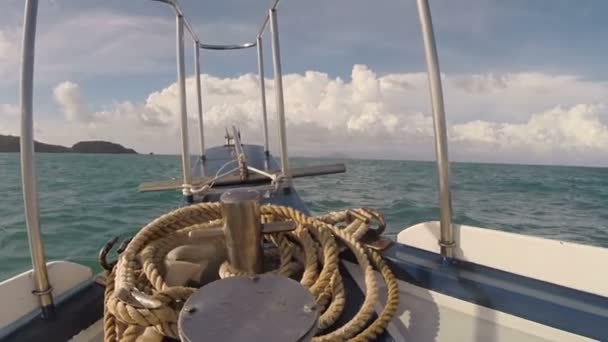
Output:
left=178, top=274, right=317, bottom=342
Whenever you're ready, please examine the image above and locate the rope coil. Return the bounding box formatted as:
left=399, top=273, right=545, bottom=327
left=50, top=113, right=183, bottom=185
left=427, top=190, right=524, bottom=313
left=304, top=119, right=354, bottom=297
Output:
left=103, top=203, right=398, bottom=341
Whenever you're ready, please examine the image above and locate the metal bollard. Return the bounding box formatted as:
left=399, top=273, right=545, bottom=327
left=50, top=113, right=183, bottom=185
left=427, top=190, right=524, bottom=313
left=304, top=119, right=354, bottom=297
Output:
left=220, top=188, right=263, bottom=274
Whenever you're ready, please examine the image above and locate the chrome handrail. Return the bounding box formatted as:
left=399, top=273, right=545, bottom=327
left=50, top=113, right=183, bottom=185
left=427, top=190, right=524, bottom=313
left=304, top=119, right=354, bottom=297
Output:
left=256, top=0, right=282, bottom=38
left=151, top=0, right=199, bottom=42
left=176, top=13, right=192, bottom=198
left=256, top=36, right=270, bottom=155
left=416, top=0, right=454, bottom=259
left=268, top=8, right=291, bottom=180
left=20, top=0, right=54, bottom=318
left=195, top=38, right=270, bottom=157
left=152, top=1, right=207, bottom=169
left=195, top=2, right=288, bottom=175
left=199, top=42, right=256, bottom=50
left=151, top=0, right=198, bottom=199
left=194, top=42, right=205, bottom=160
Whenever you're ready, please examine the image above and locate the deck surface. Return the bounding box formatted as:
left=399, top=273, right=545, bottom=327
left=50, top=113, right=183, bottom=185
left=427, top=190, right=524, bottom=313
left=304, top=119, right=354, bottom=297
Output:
left=380, top=243, right=608, bottom=340
left=195, top=144, right=608, bottom=340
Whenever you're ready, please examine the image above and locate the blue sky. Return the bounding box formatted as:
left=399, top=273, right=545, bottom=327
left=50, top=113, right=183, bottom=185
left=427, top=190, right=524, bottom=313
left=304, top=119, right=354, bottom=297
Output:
left=2, top=1, right=608, bottom=165
left=2, top=0, right=605, bottom=102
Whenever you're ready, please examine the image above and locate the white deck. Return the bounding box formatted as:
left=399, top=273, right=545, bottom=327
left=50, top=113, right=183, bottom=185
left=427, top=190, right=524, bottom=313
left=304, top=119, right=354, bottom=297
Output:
left=0, top=261, right=92, bottom=335
left=3, top=223, right=607, bottom=341
left=397, top=221, right=608, bottom=297
left=344, top=261, right=592, bottom=342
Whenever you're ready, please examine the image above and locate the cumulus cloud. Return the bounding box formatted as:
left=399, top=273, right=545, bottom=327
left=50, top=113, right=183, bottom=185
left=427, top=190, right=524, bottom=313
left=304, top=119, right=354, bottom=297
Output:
left=4, top=64, right=608, bottom=166
left=53, top=82, right=89, bottom=122
left=452, top=105, right=608, bottom=152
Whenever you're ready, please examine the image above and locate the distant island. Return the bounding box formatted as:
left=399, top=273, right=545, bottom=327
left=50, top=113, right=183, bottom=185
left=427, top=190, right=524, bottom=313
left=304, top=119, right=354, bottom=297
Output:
left=0, top=135, right=137, bottom=154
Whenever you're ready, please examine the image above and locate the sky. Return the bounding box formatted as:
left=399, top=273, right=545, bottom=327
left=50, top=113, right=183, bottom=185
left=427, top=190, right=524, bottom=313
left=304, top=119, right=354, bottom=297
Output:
left=1, top=0, right=608, bottom=166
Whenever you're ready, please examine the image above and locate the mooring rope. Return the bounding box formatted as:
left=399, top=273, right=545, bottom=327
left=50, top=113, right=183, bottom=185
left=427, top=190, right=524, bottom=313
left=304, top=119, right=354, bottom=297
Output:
left=103, top=203, right=398, bottom=341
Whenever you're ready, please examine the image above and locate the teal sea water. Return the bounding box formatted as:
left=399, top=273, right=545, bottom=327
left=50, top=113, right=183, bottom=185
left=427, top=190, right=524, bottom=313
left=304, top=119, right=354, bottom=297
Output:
left=1, top=153, right=607, bottom=280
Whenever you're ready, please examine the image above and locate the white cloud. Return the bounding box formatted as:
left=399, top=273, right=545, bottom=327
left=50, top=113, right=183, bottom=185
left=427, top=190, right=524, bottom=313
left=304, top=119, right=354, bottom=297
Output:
left=53, top=82, right=89, bottom=122
left=3, top=64, right=608, bottom=166
left=452, top=104, right=608, bottom=151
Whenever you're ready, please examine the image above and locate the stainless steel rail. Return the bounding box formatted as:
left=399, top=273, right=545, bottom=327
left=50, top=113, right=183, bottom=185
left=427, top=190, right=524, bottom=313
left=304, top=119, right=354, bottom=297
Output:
left=19, top=0, right=54, bottom=318
left=176, top=14, right=192, bottom=197
left=194, top=0, right=289, bottom=179
left=152, top=0, right=198, bottom=42
left=199, top=42, right=256, bottom=50
left=154, top=1, right=206, bottom=166
left=195, top=41, right=261, bottom=159
left=416, top=0, right=455, bottom=259
left=256, top=37, right=270, bottom=155
left=256, top=0, right=282, bottom=38
left=269, top=8, right=291, bottom=179
left=152, top=0, right=196, bottom=197
left=194, top=42, right=205, bottom=159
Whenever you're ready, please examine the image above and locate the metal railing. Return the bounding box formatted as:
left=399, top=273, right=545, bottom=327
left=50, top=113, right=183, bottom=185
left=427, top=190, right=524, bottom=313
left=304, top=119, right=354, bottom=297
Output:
left=175, top=12, right=192, bottom=198
left=267, top=8, right=291, bottom=179
left=149, top=0, right=287, bottom=195
left=195, top=0, right=289, bottom=178
left=416, top=0, right=454, bottom=258
left=196, top=41, right=265, bottom=158
left=20, top=0, right=54, bottom=318
left=17, top=0, right=455, bottom=316
left=199, top=42, right=256, bottom=50
left=194, top=42, right=205, bottom=160
left=256, top=37, right=270, bottom=155
left=151, top=0, right=196, bottom=199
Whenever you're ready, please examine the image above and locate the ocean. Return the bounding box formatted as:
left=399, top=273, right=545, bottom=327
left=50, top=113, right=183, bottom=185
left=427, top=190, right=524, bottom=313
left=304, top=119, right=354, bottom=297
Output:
left=1, top=153, right=607, bottom=280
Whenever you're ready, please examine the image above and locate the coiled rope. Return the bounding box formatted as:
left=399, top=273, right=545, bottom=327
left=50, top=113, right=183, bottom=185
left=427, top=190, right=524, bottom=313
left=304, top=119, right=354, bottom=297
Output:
left=103, top=203, right=398, bottom=341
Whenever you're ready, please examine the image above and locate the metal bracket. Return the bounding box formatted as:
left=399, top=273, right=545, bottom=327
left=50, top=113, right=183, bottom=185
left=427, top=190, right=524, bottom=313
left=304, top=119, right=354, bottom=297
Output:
left=347, top=208, right=392, bottom=251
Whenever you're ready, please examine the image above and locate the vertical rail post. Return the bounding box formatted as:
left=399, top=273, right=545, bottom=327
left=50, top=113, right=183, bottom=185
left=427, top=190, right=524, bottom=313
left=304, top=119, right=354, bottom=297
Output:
left=416, top=0, right=455, bottom=258
left=269, top=8, right=290, bottom=179
left=176, top=14, right=192, bottom=200
left=256, top=36, right=270, bottom=155
left=194, top=41, right=205, bottom=160
left=20, top=0, right=54, bottom=317
left=256, top=37, right=270, bottom=156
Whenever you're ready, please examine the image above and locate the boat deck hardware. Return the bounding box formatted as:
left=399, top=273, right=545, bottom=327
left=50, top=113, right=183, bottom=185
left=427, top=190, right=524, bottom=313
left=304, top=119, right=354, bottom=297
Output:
left=221, top=189, right=264, bottom=274
left=178, top=274, right=317, bottom=342
left=138, top=163, right=346, bottom=192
